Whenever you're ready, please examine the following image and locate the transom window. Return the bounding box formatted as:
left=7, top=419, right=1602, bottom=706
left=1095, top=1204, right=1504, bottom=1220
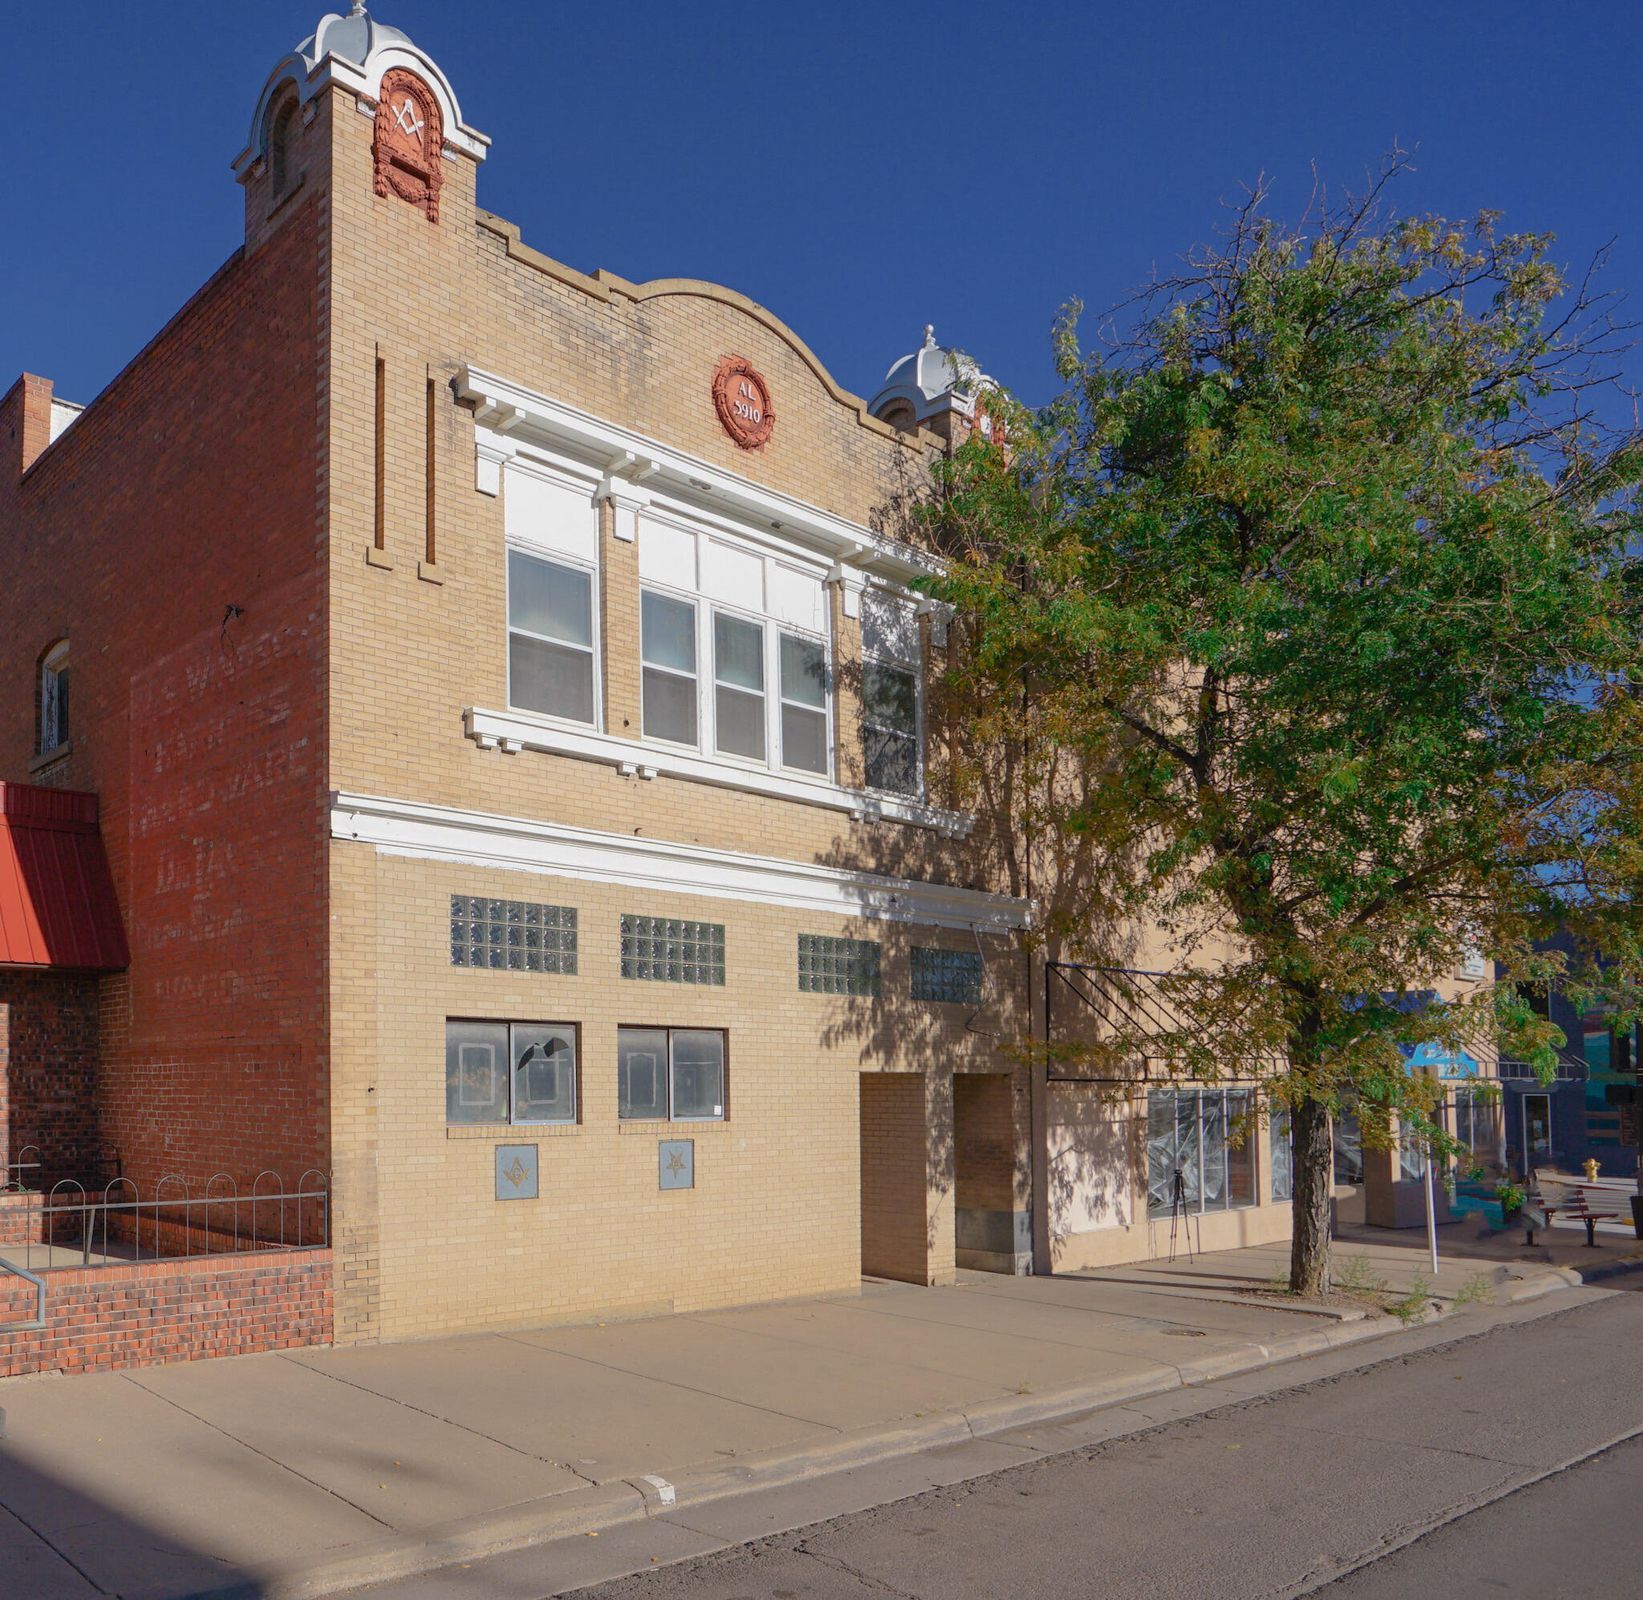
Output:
left=621, top=915, right=726, bottom=985
left=618, top=1026, right=726, bottom=1121
left=508, top=549, right=596, bottom=724
left=1146, top=1089, right=1257, bottom=1217
left=450, top=896, right=577, bottom=974
left=38, top=640, right=69, bottom=756
left=861, top=591, right=921, bottom=798
left=798, top=934, right=881, bottom=997
left=911, top=946, right=982, bottom=1005
left=445, top=1019, right=578, bottom=1125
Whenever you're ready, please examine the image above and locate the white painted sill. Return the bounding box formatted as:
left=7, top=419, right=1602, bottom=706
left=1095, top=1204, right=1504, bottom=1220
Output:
left=464, top=707, right=973, bottom=838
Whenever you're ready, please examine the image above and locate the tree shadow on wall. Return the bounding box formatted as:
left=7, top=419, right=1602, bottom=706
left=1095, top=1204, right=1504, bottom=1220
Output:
left=807, top=644, right=1162, bottom=1268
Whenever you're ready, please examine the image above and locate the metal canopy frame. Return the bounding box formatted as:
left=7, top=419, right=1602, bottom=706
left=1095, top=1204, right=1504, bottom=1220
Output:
left=1044, top=960, right=1283, bottom=1086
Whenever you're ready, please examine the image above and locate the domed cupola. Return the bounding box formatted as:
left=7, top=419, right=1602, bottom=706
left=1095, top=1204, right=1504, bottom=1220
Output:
left=232, top=4, right=489, bottom=189
left=868, top=326, right=994, bottom=438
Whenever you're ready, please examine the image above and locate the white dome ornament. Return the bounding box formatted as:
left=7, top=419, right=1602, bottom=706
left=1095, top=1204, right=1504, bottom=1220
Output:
left=867, top=324, right=996, bottom=434
left=233, top=3, right=490, bottom=186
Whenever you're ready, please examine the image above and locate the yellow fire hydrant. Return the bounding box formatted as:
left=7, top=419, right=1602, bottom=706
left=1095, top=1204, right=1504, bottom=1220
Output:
left=1583, top=1157, right=1601, bottom=1182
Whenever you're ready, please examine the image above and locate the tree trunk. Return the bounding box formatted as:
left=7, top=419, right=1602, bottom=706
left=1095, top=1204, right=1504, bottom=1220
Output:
left=1289, top=1092, right=1334, bottom=1296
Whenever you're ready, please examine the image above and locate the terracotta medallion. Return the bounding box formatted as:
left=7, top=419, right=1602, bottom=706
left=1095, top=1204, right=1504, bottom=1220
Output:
left=712, top=356, right=775, bottom=450
left=372, top=68, right=444, bottom=223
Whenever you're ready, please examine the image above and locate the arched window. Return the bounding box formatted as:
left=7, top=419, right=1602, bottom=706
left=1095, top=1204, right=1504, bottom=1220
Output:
left=876, top=401, right=917, bottom=434
left=269, top=94, right=299, bottom=200
left=38, top=640, right=69, bottom=755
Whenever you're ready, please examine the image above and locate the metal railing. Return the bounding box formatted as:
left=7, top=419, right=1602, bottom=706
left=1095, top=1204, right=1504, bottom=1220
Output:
left=4, top=1170, right=330, bottom=1276
left=1, top=1147, right=42, bottom=1192
left=0, top=1256, right=46, bottom=1332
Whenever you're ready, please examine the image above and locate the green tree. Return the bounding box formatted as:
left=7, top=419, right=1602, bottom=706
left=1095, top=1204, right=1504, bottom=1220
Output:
left=926, top=163, right=1643, bottom=1294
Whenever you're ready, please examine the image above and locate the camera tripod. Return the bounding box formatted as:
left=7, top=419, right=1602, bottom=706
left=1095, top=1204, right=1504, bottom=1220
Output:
left=1166, top=1167, right=1200, bottom=1263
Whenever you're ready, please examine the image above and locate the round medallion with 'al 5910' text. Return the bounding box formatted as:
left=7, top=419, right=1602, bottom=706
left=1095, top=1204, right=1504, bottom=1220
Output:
left=712, top=356, right=776, bottom=450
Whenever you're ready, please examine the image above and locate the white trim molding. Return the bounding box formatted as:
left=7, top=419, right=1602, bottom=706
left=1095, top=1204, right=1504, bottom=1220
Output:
left=454, top=366, right=940, bottom=587
left=331, top=792, right=1030, bottom=932
left=464, top=707, right=974, bottom=837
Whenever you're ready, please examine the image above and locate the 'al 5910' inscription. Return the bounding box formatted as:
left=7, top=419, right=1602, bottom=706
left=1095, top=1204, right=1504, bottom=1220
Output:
left=712, top=356, right=776, bottom=450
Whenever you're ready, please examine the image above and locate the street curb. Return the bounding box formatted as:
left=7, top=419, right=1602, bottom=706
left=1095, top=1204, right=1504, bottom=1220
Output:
left=1563, top=1254, right=1643, bottom=1289
left=163, top=1310, right=1419, bottom=1600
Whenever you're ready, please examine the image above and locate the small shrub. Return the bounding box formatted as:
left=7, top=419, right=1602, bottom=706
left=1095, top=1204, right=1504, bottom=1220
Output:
left=1387, top=1273, right=1433, bottom=1322
left=1452, top=1271, right=1496, bottom=1307
left=1336, top=1254, right=1388, bottom=1296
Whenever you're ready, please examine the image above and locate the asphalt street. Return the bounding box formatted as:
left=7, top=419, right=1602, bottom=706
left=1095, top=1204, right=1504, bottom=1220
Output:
left=569, top=1287, right=1643, bottom=1600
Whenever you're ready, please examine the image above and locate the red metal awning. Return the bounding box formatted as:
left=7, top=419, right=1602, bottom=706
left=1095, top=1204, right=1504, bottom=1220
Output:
left=0, top=782, right=128, bottom=971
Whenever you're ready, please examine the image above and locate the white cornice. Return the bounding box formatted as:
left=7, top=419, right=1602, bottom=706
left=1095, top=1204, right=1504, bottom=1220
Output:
left=331, top=792, right=1029, bottom=932
left=454, top=365, right=940, bottom=586
left=464, top=707, right=973, bottom=837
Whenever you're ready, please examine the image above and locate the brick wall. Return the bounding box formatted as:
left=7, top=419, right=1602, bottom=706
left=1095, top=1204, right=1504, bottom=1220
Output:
left=0, top=1248, right=332, bottom=1378
left=860, top=1070, right=955, bottom=1286
left=0, top=180, right=330, bottom=1195
left=0, top=1190, right=36, bottom=1246
left=0, top=969, right=100, bottom=1180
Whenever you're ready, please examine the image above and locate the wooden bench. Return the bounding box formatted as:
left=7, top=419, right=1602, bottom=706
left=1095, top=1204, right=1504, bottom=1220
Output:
left=1526, top=1175, right=1621, bottom=1246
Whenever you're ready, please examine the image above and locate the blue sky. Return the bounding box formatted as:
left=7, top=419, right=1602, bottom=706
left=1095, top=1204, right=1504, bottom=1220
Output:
left=5, top=2, right=1640, bottom=413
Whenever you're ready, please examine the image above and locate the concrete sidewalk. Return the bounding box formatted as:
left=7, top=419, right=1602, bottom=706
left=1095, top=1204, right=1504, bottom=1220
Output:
left=0, top=1243, right=1605, bottom=1600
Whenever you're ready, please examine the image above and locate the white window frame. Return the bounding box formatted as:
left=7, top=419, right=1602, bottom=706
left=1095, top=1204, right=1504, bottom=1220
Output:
left=861, top=588, right=924, bottom=802
left=640, top=588, right=702, bottom=749
left=775, top=628, right=832, bottom=779
left=639, top=577, right=833, bottom=781
left=505, top=547, right=601, bottom=731
left=38, top=641, right=69, bottom=756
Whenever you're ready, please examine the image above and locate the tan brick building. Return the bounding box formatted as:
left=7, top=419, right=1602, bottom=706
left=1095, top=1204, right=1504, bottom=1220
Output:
left=2, top=7, right=1338, bottom=1361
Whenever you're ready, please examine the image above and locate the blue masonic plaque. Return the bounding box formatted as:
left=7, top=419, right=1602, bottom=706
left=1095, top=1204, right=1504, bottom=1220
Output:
left=495, top=1143, right=539, bottom=1201
left=658, top=1139, right=694, bottom=1191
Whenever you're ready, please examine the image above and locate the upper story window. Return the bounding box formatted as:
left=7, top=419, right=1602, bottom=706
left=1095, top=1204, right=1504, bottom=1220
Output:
left=508, top=551, right=595, bottom=723
left=38, top=641, right=69, bottom=755
left=861, top=591, right=921, bottom=797
left=638, top=513, right=832, bottom=779
left=503, top=460, right=601, bottom=727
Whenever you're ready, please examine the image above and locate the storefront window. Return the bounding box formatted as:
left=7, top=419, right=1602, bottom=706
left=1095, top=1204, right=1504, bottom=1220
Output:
left=1147, top=1089, right=1258, bottom=1218
left=1270, top=1110, right=1294, bottom=1202
left=1452, top=1088, right=1501, bottom=1169
left=1333, top=1104, right=1364, bottom=1184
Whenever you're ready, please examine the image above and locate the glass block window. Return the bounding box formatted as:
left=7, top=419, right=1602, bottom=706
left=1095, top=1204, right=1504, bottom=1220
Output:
left=450, top=896, right=577, bottom=975
left=798, top=933, right=881, bottom=996
left=911, top=946, right=983, bottom=1005
left=620, top=915, right=726, bottom=984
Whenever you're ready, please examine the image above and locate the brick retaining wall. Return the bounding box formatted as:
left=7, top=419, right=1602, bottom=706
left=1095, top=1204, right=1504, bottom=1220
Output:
left=0, top=1248, right=331, bottom=1377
